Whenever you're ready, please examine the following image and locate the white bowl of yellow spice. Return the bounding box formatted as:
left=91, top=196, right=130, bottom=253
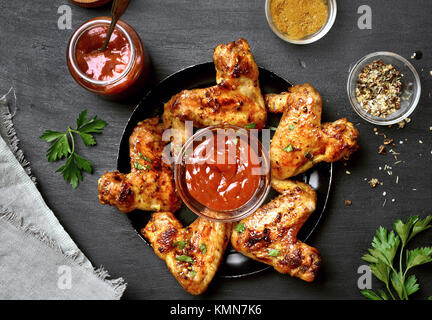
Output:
left=265, top=0, right=337, bottom=45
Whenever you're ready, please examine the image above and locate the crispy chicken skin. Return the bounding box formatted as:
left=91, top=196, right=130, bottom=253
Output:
left=266, top=84, right=359, bottom=180
left=142, top=212, right=232, bottom=295
left=98, top=117, right=181, bottom=213
left=163, top=38, right=267, bottom=149
left=231, top=180, right=321, bottom=282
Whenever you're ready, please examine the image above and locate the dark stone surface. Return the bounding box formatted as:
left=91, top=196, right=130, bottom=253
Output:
left=0, top=0, right=430, bottom=299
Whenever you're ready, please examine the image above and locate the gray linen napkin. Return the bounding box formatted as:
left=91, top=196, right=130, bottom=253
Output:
left=0, top=89, right=126, bottom=299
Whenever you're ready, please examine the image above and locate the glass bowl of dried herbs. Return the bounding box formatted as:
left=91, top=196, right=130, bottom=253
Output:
left=347, top=52, right=421, bottom=125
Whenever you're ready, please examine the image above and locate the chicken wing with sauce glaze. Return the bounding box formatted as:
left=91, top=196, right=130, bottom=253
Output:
left=98, top=117, right=180, bottom=213
left=142, top=212, right=232, bottom=295
left=163, top=38, right=267, bottom=149
left=266, top=84, right=359, bottom=180
left=231, top=180, right=321, bottom=282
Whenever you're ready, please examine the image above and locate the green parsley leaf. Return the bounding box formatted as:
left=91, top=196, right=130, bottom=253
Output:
left=78, top=132, right=96, bottom=146
left=200, top=244, right=207, bottom=254
left=146, top=164, right=152, bottom=170
left=55, top=154, right=82, bottom=189
left=77, top=115, right=107, bottom=134
left=404, top=275, right=420, bottom=297
left=40, top=110, right=106, bottom=188
left=287, top=124, right=295, bottom=131
left=175, top=255, right=194, bottom=263
left=283, top=144, right=293, bottom=152
left=235, top=223, right=245, bottom=233
left=76, top=110, right=88, bottom=129
left=190, top=270, right=197, bottom=278
left=174, top=240, right=188, bottom=250
left=268, top=126, right=278, bottom=131
left=409, top=215, right=432, bottom=241
left=394, top=216, right=419, bottom=246
left=74, top=153, right=92, bottom=174
left=268, top=249, right=280, bottom=257
left=245, top=123, right=256, bottom=129
left=369, top=261, right=390, bottom=285
left=45, top=134, right=71, bottom=162
left=390, top=270, right=404, bottom=299
left=406, top=247, right=432, bottom=270
left=360, top=289, right=383, bottom=300
left=378, top=289, right=389, bottom=300
left=371, top=227, right=400, bottom=267
left=361, top=253, right=379, bottom=264
left=40, top=130, right=65, bottom=143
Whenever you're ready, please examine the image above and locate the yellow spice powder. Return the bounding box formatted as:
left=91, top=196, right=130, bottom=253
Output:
left=270, top=0, right=328, bottom=40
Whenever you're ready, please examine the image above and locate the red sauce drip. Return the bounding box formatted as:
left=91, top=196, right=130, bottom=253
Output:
left=75, top=26, right=131, bottom=81
left=185, top=135, right=261, bottom=211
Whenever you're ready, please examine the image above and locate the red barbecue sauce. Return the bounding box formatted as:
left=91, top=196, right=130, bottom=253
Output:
left=75, top=26, right=131, bottom=81
left=185, top=135, right=261, bottom=211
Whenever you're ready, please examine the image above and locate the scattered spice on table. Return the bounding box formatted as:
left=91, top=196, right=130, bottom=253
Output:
left=356, top=60, right=402, bottom=118
left=368, top=178, right=380, bottom=188
left=378, top=145, right=387, bottom=154
left=383, top=138, right=394, bottom=145
left=270, top=0, right=328, bottom=40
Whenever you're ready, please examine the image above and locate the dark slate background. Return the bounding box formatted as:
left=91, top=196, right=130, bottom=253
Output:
left=0, top=0, right=430, bottom=300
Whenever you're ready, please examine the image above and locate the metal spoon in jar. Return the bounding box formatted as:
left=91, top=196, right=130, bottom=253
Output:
left=99, top=0, right=131, bottom=51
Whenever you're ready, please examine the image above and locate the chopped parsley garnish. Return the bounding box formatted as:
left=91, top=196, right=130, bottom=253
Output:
left=245, top=123, right=256, bottom=129
left=175, top=255, right=194, bottom=263
left=134, top=161, right=146, bottom=170
left=269, top=126, right=278, bottom=131
left=200, top=244, right=207, bottom=254
left=138, top=152, right=151, bottom=162
left=287, top=124, right=295, bottom=131
left=145, top=164, right=151, bottom=170
left=190, top=270, right=197, bottom=278
left=283, top=144, right=293, bottom=152
left=174, top=240, right=188, bottom=249
left=235, top=223, right=245, bottom=233
left=268, top=249, right=280, bottom=257
left=40, top=109, right=107, bottom=188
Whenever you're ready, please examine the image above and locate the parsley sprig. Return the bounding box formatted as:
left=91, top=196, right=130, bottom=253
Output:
left=40, top=110, right=107, bottom=188
left=361, top=215, right=432, bottom=300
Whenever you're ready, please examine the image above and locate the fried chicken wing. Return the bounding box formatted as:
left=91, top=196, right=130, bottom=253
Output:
left=163, top=38, right=267, bottom=149
left=231, top=180, right=321, bottom=282
left=266, top=84, right=359, bottom=180
left=142, top=212, right=232, bottom=295
left=98, top=117, right=181, bottom=213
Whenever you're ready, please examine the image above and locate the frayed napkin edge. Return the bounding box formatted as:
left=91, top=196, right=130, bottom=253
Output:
left=0, top=208, right=127, bottom=299
left=0, top=88, right=36, bottom=184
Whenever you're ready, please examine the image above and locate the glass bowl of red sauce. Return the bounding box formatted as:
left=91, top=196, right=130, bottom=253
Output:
left=67, top=17, right=150, bottom=99
left=174, top=125, right=271, bottom=222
